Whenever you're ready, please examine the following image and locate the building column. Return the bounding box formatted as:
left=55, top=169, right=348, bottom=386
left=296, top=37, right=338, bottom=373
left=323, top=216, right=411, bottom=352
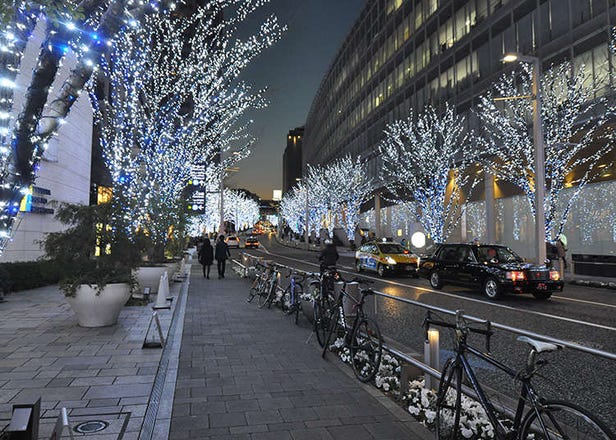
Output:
left=374, top=193, right=381, bottom=239
left=485, top=172, right=496, bottom=243
left=385, top=205, right=392, bottom=239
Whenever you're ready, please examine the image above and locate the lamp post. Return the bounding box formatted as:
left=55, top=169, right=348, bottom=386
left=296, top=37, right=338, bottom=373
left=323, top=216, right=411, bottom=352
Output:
left=296, top=177, right=309, bottom=249
left=502, top=53, right=546, bottom=264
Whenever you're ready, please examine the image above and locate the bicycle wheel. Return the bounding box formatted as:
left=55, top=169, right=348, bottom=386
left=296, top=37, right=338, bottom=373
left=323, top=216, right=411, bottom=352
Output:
left=292, top=283, right=303, bottom=324
left=435, top=358, right=463, bottom=440
left=520, top=400, right=614, bottom=440
left=349, top=317, right=383, bottom=382
left=321, top=306, right=340, bottom=358
left=258, top=280, right=275, bottom=308
left=280, top=286, right=290, bottom=312
left=247, top=286, right=258, bottom=303
left=314, top=292, right=334, bottom=347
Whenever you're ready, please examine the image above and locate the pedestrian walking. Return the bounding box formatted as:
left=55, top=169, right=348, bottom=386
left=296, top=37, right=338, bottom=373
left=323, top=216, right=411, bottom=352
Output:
left=215, top=235, right=231, bottom=279
left=198, top=238, right=214, bottom=279
left=555, top=234, right=568, bottom=271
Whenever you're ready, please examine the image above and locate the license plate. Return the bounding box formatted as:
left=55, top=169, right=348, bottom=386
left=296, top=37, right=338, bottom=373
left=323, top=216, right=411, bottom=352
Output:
left=405, top=266, right=413, bottom=271
left=536, top=283, right=547, bottom=290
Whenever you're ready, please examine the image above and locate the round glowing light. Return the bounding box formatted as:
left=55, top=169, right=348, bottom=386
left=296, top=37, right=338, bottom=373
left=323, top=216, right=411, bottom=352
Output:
left=411, top=231, right=426, bottom=248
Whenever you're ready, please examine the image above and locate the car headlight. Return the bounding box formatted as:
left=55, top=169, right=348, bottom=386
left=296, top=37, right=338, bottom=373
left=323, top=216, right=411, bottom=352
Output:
left=385, top=256, right=397, bottom=265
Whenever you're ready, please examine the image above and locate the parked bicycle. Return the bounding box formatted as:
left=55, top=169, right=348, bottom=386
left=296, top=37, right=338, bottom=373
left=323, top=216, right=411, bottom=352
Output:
left=247, top=261, right=270, bottom=303
left=310, top=265, right=339, bottom=347
left=280, top=269, right=306, bottom=324
left=320, top=276, right=383, bottom=382
left=426, top=310, right=614, bottom=440
left=257, top=262, right=281, bottom=309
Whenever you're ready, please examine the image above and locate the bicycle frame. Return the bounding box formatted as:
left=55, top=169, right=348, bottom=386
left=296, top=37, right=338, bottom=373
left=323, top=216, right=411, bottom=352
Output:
left=448, top=340, right=547, bottom=439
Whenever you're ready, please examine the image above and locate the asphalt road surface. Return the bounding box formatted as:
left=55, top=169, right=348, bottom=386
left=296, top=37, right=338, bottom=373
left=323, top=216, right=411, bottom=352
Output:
left=230, top=234, right=616, bottom=433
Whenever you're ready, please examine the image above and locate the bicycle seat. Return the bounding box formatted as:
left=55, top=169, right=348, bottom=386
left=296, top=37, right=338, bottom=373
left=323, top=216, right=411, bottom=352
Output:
left=517, top=336, right=562, bottom=353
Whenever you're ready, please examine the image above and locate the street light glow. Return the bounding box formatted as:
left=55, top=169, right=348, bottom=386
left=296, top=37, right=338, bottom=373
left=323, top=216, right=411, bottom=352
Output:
left=502, top=53, right=519, bottom=63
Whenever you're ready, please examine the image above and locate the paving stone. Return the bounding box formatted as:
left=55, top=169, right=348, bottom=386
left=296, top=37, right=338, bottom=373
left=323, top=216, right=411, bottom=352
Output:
left=84, top=383, right=152, bottom=399
left=208, top=412, right=247, bottom=428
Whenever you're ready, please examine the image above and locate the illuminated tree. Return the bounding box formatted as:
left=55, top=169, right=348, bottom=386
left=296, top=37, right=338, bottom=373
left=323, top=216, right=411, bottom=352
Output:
left=280, top=183, right=306, bottom=235
left=91, top=1, right=283, bottom=260
left=325, top=155, right=373, bottom=241
left=0, top=0, right=165, bottom=253
left=478, top=61, right=616, bottom=240
left=379, top=104, right=479, bottom=243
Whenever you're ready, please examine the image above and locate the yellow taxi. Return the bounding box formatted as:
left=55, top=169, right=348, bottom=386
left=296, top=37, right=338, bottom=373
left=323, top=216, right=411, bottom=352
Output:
left=355, top=240, right=419, bottom=277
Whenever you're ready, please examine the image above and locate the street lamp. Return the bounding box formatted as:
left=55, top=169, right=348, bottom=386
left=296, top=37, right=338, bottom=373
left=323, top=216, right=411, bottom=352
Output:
left=502, top=53, right=546, bottom=264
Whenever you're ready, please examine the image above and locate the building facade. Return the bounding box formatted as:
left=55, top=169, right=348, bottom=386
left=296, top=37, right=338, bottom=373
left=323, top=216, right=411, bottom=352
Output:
left=303, top=0, right=616, bottom=258
left=0, top=20, right=93, bottom=263
left=282, top=126, right=304, bottom=194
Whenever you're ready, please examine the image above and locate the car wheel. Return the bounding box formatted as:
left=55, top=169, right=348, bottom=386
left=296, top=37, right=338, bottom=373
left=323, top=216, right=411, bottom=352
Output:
left=377, top=263, right=386, bottom=277
left=483, top=277, right=502, bottom=299
left=532, top=291, right=552, bottom=300
left=355, top=260, right=363, bottom=273
left=429, top=271, right=443, bottom=289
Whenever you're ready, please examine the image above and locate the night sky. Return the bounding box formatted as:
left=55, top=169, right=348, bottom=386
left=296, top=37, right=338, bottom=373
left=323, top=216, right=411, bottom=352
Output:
left=230, top=0, right=366, bottom=199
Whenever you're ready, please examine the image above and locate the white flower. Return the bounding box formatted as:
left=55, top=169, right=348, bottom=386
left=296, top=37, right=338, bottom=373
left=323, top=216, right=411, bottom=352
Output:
left=424, top=410, right=436, bottom=423
left=408, top=405, right=420, bottom=416
left=461, top=427, right=473, bottom=438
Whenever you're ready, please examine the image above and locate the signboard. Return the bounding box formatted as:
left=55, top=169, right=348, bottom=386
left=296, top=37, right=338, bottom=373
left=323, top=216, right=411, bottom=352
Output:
left=187, top=163, right=206, bottom=214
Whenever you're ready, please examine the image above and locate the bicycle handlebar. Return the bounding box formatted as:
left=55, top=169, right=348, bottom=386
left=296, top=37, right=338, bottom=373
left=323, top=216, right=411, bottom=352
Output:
left=423, top=310, right=493, bottom=352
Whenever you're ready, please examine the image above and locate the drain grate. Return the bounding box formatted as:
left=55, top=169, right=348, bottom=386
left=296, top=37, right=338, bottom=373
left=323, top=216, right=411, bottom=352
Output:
left=74, top=420, right=109, bottom=434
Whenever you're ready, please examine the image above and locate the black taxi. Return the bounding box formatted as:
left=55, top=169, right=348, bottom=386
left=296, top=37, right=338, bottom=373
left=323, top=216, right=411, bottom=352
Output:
left=417, top=243, right=564, bottom=300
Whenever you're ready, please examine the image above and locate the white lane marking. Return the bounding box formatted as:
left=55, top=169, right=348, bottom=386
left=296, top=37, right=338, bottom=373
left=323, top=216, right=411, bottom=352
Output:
left=552, top=295, right=616, bottom=309
left=257, top=248, right=616, bottom=333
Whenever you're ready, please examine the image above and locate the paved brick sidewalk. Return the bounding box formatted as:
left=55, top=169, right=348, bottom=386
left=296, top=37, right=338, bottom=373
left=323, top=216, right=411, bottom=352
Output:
left=0, top=281, right=179, bottom=439
left=169, top=267, right=432, bottom=439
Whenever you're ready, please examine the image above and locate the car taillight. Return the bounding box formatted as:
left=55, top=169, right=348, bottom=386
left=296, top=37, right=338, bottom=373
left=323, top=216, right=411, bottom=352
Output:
left=549, top=270, right=560, bottom=281
left=506, top=271, right=526, bottom=281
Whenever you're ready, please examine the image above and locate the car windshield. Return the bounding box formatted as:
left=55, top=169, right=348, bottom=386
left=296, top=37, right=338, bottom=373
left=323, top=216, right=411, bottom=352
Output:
left=377, top=243, right=407, bottom=254
left=477, top=246, right=522, bottom=263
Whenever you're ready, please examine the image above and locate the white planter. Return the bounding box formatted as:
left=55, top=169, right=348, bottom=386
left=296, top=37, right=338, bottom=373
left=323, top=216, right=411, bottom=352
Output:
left=133, top=266, right=168, bottom=294
left=66, top=283, right=131, bottom=327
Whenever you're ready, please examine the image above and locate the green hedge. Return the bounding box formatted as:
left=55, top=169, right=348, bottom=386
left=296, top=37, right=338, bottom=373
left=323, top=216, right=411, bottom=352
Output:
left=0, top=260, right=76, bottom=293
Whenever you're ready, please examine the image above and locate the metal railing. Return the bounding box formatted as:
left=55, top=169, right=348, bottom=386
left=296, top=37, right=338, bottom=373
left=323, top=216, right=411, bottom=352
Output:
left=234, top=251, right=616, bottom=362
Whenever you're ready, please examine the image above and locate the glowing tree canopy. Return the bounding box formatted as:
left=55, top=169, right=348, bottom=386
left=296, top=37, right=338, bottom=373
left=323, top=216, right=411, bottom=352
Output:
left=323, top=155, right=372, bottom=241
left=379, top=104, right=480, bottom=244
left=280, top=182, right=306, bottom=235
left=90, top=1, right=283, bottom=259
left=281, top=155, right=372, bottom=240
left=479, top=61, right=616, bottom=240
left=0, top=0, right=169, bottom=253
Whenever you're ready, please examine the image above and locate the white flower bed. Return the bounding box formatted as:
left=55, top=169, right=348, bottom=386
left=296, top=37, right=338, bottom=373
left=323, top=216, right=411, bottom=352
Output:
left=327, top=340, right=498, bottom=439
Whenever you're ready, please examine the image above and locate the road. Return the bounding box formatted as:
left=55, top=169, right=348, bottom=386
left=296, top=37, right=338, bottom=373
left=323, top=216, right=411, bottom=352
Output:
left=230, top=234, right=616, bottom=432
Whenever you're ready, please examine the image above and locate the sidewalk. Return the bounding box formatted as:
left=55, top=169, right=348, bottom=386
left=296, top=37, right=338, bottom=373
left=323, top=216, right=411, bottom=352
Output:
left=168, top=267, right=432, bottom=439
left=0, top=280, right=179, bottom=439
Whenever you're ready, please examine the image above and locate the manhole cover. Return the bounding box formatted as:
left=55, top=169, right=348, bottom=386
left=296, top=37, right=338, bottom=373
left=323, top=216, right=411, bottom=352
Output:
left=74, top=420, right=109, bottom=434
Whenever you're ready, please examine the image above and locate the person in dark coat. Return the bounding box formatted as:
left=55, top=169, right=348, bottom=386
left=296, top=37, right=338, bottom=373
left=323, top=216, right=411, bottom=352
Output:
left=215, top=235, right=231, bottom=279
left=198, top=238, right=214, bottom=278
left=318, top=239, right=339, bottom=272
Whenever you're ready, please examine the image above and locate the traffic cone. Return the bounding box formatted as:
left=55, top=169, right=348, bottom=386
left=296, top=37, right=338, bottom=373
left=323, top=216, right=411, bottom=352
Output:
left=153, top=272, right=170, bottom=309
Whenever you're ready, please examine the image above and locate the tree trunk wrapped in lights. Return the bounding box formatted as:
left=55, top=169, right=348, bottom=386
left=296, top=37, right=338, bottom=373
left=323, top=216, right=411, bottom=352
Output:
left=478, top=61, right=616, bottom=241
left=379, top=104, right=480, bottom=244
left=0, top=0, right=166, bottom=253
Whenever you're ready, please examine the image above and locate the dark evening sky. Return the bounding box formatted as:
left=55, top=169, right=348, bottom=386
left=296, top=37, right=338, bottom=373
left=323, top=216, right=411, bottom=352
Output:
left=231, top=0, right=366, bottom=199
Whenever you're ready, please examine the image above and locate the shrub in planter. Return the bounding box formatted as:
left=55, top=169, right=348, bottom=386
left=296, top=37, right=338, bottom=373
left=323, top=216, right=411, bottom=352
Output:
left=42, top=202, right=140, bottom=297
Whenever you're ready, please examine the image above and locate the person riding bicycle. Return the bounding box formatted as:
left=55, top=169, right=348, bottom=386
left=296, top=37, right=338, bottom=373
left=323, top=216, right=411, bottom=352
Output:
left=318, top=239, right=339, bottom=273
